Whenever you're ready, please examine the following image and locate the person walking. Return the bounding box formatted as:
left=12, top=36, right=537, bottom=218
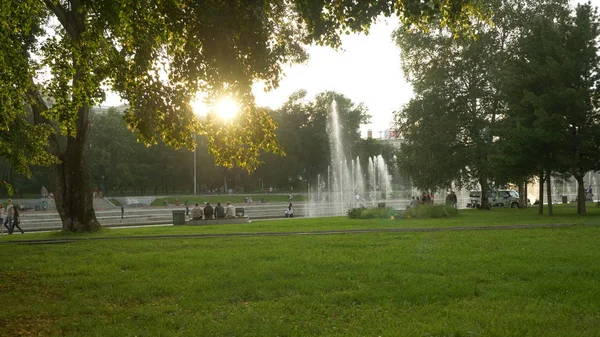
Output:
left=451, top=191, right=458, bottom=208
left=3, top=199, right=13, bottom=233
left=10, top=206, right=24, bottom=234
left=285, top=203, right=294, bottom=218
left=0, top=203, right=4, bottom=235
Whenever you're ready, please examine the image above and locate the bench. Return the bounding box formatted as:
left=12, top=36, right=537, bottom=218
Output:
left=185, top=217, right=250, bottom=226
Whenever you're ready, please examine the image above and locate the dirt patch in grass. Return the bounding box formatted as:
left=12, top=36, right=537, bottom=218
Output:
left=0, top=315, right=60, bottom=336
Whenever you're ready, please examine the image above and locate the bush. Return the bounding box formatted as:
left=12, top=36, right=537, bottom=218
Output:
left=404, top=204, right=458, bottom=219
left=347, top=207, right=402, bottom=219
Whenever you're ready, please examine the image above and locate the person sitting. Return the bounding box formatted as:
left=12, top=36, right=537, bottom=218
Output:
left=215, top=202, right=225, bottom=219
left=225, top=201, right=236, bottom=218
left=191, top=203, right=204, bottom=220
left=204, top=202, right=214, bottom=219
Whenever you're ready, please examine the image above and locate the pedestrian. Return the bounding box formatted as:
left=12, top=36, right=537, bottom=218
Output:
left=285, top=203, right=294, bottom=218
left=0, top=203, right=4, bottom=235
left=121, top=205, right=124, bottom=219
left=410, top=196, right=419, bottom=209
left=10, top=205, right=24, bottom=234
left=3, top=199, right=13, bottom=233
left=451, top=191, right=458, bottom=208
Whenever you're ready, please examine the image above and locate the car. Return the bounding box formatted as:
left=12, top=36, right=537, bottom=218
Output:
left=467, top=189, right=521, bottom=209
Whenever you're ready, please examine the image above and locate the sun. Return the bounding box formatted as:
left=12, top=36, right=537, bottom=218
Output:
left=190, top=95, right=238, bottom=121
left=215, top=97, right=239, bottom=121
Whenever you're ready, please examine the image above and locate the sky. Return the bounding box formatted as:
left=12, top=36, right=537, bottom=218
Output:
left=252, top=17, right=409, bottom=137
left=104, top=0, right=600, bottom=138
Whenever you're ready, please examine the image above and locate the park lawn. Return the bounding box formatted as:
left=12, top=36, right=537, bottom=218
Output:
left=0, top=225, right=599, bottom=336
left=151, top=194, right=306, bottom=206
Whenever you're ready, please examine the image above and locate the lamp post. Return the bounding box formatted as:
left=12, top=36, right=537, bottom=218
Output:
left=193, top=132, right=197, bottom=195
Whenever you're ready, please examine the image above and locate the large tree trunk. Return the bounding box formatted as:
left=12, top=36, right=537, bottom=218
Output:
left=538, top=172, right=544, bottom=215
left=49, top=105, right=101, bottom=232
left=576, top=174, right=586, bottom=215
left=524, top=182, right=528, bottom=208
left=28, top=81, right=100, bottom=232
left=518, top=180, right=526, bottom=209
left=546, top=171, right=553, bottom=216
left=479, top=176, right=491, bottom=210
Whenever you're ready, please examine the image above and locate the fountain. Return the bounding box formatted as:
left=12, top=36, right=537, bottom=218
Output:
left=307, top=100, right=395, bottom=217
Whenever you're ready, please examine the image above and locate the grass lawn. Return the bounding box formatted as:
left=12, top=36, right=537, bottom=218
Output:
left=1, top=207, right=600, bottom=335
left=151, top=194, right=306, bottom=206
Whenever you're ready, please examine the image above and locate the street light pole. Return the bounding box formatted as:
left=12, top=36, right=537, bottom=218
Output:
left=193, top=132, right=197, bottom=195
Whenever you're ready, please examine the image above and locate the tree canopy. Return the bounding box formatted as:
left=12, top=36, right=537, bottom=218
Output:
left=0, top=0, right=482, bottom=231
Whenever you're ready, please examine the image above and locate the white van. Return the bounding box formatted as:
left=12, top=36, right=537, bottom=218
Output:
left=468, top=190, right=520, bottom=208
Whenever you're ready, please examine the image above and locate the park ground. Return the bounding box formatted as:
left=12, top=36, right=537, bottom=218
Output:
left=1, top=205, right=599, bottom=336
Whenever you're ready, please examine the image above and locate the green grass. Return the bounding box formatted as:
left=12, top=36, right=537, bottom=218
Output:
left=2, top=205, right=600, bottom=335
left=151, top=194, right=305, bottom=206
left=1, top=223, right=599, bottom=336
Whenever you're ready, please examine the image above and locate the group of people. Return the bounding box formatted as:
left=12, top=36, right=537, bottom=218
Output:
left=190, top=201, right=236, bottom=220
left=0, top=199, right=25, bottom=235
left=409, top=192, right=458, bottom=209
left=408, top=193, right=435, bottom=208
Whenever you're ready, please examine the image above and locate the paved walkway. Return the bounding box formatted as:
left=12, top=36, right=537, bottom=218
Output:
left=0, top=223, right=593, bottom=245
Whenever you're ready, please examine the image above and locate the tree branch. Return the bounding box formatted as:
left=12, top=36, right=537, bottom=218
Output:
left=26, top=77, right=62, bottom=156
left=43, top=0, right=80, bottom=38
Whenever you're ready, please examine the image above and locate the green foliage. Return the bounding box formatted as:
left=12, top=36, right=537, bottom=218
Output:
left=1, top=181, right=13, bottom=197
left=0, top=0, right=483, bottom=173
left=404, top=204, right=459, bottom=219
left=347, top=207, right=402, bottom=219
left=497, top=2, right=600, bottom=214
left=392, top=1, right=513, bottom=193
left=0, top=0, right=483, bottom=176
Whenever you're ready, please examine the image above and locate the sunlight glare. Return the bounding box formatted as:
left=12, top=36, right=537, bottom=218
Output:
left=215, top=97, right=239, bottom=121
left=190, top=97, right=208, bottom=118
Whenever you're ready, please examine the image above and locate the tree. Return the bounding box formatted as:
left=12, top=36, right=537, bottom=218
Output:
left=393, top=0, right=517, bottom=207
left=499, top=1, right=600, bottom=215
left=1, top=0, right=483, bottom=232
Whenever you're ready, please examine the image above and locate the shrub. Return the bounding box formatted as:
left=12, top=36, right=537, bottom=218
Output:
left=404, top=204, right=458, bottom=219
left=347, top=207, right=402, bottom=219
